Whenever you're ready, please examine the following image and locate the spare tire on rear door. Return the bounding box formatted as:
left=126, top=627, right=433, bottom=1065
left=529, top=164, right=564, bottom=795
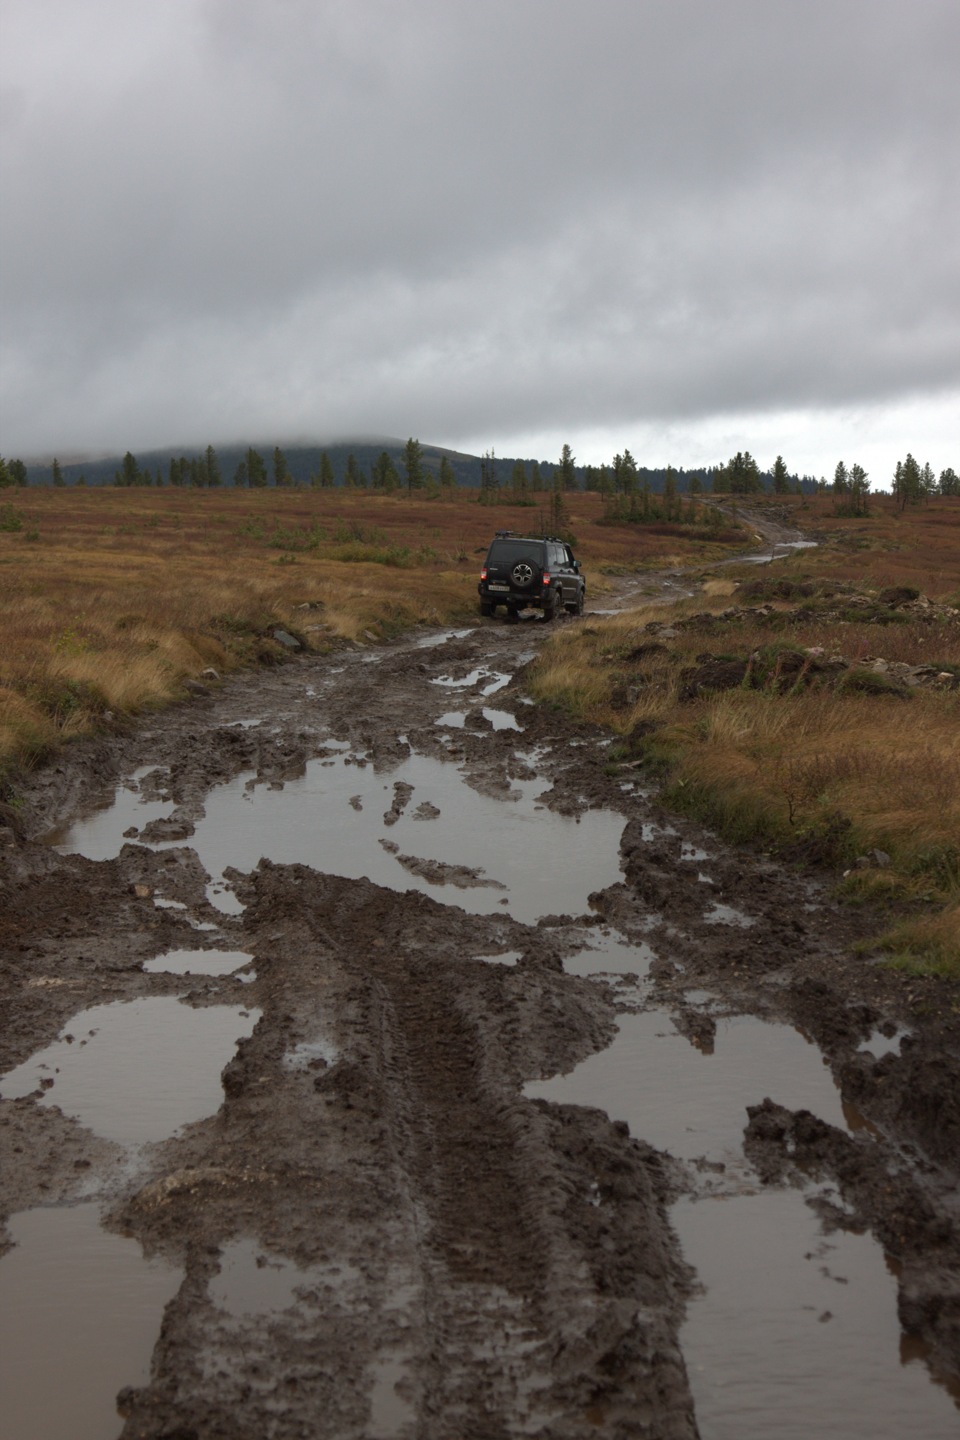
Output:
left=510, top=559, right=540, bottom=589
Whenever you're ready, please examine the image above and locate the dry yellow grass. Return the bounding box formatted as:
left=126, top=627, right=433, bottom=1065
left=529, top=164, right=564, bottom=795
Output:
left=0, top=486, right=754, bottom=776
left=530, top=581, right=960, bottom=972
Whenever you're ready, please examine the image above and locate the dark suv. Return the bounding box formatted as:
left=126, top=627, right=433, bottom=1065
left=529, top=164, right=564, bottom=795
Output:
left=478, top=533, right=585, bottom=621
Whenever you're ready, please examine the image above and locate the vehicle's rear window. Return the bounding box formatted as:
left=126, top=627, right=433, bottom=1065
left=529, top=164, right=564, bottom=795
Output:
left=487, top=540, right=542, bottom=564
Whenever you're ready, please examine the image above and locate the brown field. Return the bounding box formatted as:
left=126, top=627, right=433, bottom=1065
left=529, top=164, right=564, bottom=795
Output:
left=0, top=485, right=747, bottom=774
left=529, top=495, right=960, bottom=974
left=746, top=491, right=960, bottom=598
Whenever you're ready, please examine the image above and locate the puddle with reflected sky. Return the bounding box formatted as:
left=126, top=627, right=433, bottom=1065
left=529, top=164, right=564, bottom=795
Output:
left=0, top=998, right=260, bottom=1145
left=143, top=948, right=255, bottom=978
left=0, top=1203, right=182, bottom=1440
left=54, top=750, right=625, bottom=927
left=675, top=1189, right=958, bottom=1439
left=525, top=1009, right=958, bottom=1433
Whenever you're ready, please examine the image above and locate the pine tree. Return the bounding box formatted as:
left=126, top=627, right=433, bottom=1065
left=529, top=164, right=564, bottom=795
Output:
left=438, top=455, right=455, bottom=497
left=529, top=460, right=542, bottom=491
left=833, top=461, right=849, bottom=495
left=205, top=445, right=221, bottom=487
left=115, top=451, right=140, bottom=487
left=724, top=451, right=762, bottom=493
left=273, top=447, right=289, bottom=488
left=319, top=452, right=334, bottom=488
left=345, top=453, right=362, bottom=489
left=893, top=454, right=922, bottom=511
left=247, top=448, right=268, bottom=487
left=478, top=448, right=497, bottom=503
left=558, top=443, right=577, bottom=491
left=939, top=467, right=959, bottom=496
left=0, top=457, right=10, bottom=488
left=233, top=460, right=248, bottom=487
left=9, top=459, right=27, bottom=487
left=846, top=463, right=869, bottom=515
left=51, top=457, right=65, bottom=487
left=509, top=459, right=527, bottom=501
left=403, top=438, right=424, bottom=495
left=772, top=456, right=789, bottom=494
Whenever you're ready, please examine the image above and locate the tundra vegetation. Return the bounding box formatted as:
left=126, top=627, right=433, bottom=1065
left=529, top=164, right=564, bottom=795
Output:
left=530, top=492, right=960, bottom=974
left=0, top=485, right=748, bottom=778
left=1, top=481, right=957, bottom=972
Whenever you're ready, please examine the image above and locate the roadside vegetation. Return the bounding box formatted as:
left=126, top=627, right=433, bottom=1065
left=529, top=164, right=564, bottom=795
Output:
left=0, top=486, right=749, bottom=779
left=529, top=493, right=960, bottom=975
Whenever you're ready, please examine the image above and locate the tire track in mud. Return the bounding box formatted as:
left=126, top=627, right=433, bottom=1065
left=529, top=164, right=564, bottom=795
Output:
left=2, top=548, right=959, bottom=1436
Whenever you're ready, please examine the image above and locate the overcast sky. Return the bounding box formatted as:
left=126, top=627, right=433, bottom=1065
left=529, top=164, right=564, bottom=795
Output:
left=1, top=0, right=958, bottom=483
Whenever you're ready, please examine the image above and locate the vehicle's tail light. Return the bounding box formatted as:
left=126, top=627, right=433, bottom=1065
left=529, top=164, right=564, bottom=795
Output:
left=480, top=567, right=488, bottom=580
left=542, top=571, right=551, bottom=585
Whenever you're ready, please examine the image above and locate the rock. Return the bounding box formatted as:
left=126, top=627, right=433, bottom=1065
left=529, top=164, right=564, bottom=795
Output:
left=363, top=629, right=379, bottom=642
left=133, top=883, right=152, bottom=899
left=271, top=629, right=301, bottom=650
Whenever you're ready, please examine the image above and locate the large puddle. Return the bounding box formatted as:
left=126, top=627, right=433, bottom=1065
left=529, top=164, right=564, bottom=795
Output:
left=526, top=987, right=958, bottom=1436
left=0, top=997, right=260, bottom=1145
left=52, top=748, right=625, bottom=927
left=0, top=1203, right=182, bottom=1440
left=28, top=642, right=959, bottom=1431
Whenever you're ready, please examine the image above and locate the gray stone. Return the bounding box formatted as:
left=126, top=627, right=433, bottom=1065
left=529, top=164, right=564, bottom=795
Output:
left=272, top=629, right=301, bottom=650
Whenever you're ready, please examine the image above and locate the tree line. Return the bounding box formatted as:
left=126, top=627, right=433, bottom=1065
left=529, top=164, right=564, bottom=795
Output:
left=2, top=441, right=957, bottom=508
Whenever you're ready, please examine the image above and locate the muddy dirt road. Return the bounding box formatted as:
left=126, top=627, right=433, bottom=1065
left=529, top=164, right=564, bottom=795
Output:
left=1, top=570, right=959, bottom=1437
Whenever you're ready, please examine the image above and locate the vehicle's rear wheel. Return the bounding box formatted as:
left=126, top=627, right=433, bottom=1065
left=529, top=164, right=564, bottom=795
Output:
left=543, top=587, right=561, bottom=621
left=565, top=588, right=584, bottom=616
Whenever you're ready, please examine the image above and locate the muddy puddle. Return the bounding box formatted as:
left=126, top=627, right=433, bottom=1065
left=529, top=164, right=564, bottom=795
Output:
left=0, top=1203, right=182, bottom=1440
left=53, top=747, right=625, bottom=927
left=526, top=997, right=958, bottom=1436
left=8, top=607, right=959, bottom=1434
left=0, top=998, right=260, bottom=1145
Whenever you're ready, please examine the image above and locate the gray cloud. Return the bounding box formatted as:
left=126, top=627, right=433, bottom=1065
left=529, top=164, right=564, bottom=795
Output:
left=1, top=0, right=958, bottom=471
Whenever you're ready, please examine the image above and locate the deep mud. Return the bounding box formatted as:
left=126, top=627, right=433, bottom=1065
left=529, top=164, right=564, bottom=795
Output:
left=1, top=554, right=958, bottom=1438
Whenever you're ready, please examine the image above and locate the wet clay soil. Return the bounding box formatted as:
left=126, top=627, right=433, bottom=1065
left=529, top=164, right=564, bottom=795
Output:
left=1, top=570, right=959, bottom=1437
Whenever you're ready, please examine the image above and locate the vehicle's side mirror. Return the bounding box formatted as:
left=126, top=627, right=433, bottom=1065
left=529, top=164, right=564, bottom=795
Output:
left=573, top=560, right=580, bottom=572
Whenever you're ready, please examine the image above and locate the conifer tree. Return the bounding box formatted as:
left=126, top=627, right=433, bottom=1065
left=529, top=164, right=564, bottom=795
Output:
left=205, top=445, right=221, bottom=487
left=273, top=447, right=289, bottom=488
left=247, top=448, right=268, bottom=487
left=52, top=457, right=65, bottom=487
left=772, top=456, right=789, bottom=494
left=558, top=443, right=577, bottom=491
left=438, top=455, right=455, bottom=497
left=939, top=467, right=959, bottom=496
left=403, top=438, right=424, bottom=495
left=893, top=454, right=922, bottom=511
